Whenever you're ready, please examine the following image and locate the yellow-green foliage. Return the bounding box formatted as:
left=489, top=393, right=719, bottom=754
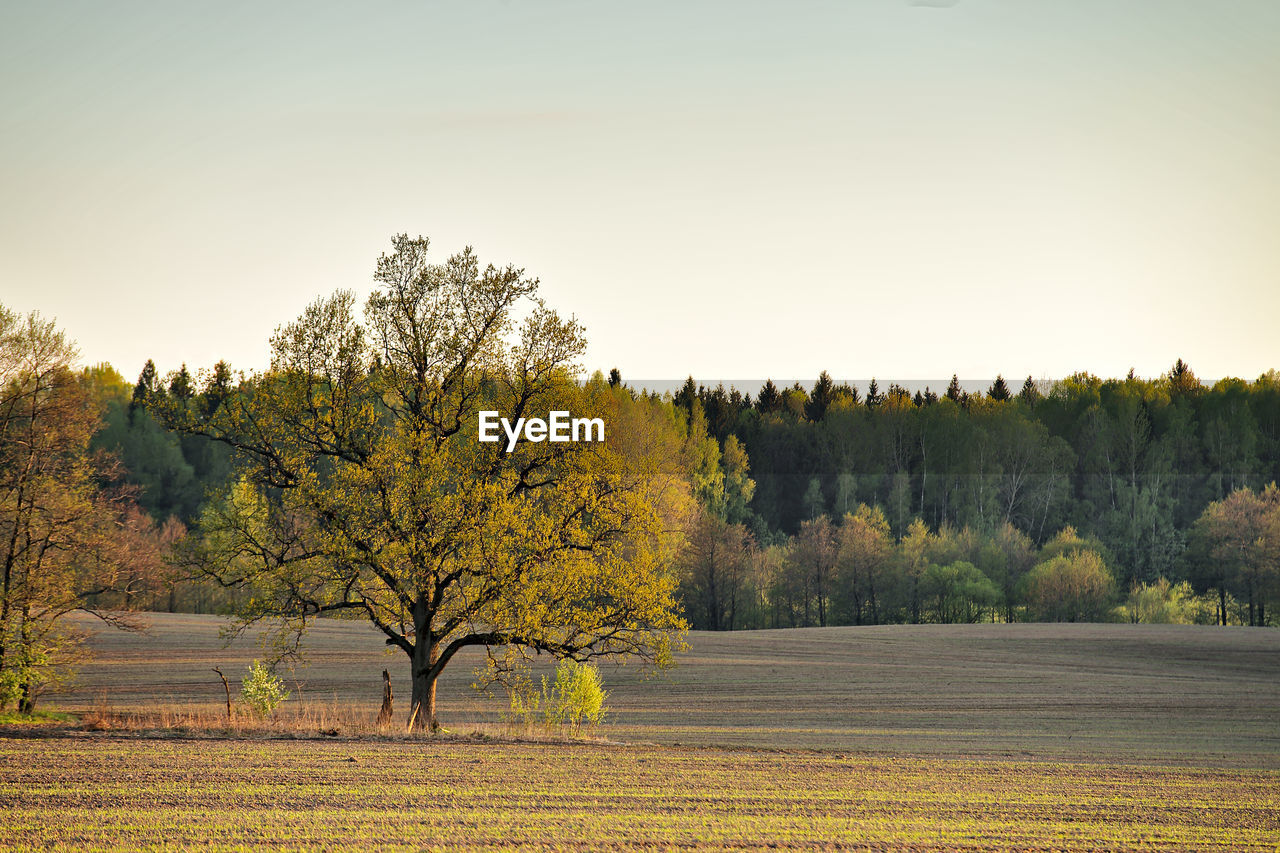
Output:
left=239, top=660, right=289, bottom=717
left=921, top=560, right=1001, bottom=623
left=503, top=659, right=608, bottom=734
left=1115, top=578, right=1219, bottom=624
left=1020, top=549, right=1116, bottom=622
left=542, top=660, right=608, bottom=731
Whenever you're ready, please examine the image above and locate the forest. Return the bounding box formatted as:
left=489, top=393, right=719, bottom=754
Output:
left=80, top=359, right=1280, bottom=632
left=669, top=367, right=1280, bottom=630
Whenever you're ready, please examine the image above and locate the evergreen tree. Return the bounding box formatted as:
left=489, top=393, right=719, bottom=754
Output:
left=945, top=374, right=963, bottom=404
left=1018, top=375, right=1041, bottom=407
left=699, top=383, right=735, bottom=442
left=806, top=371, right=835, bottom=422
left=168, top=364, right=194, bottom=403
left=202, top=360, right=234, bottom=418
left=756, top=379, right=781, bottom=414
left=674, top=376, right=698, bottom=413
left=865, top=378, right=882, bottom=408
left=131, top=359, right=161, bottom=414
left=988, top=375, right=1011, bottom=402
left=608, top=367, right=622, bottom=388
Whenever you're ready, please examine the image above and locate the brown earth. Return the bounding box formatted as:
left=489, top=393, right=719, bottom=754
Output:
left=2, top=738, right=1277, bottom=851
left=50, top=614, right=1280, bottom=766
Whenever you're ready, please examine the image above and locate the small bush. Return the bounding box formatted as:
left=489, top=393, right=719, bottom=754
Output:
left=240, top=660, right=289, bottom=718
left=504, top=681, right=541, bottom=729
left=501, top=659, right=608, bottom=736
left=544, top=660, right=608, bottom=733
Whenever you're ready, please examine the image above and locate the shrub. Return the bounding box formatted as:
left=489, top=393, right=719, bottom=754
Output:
left=504, top=679, right=541, bottom=729
left=240, top=660, right=289, bottom=717
left=502, top=659, right=608, bottom=735
left=0, top=630, right=78, bottom=714
left=543, top=660, right=608, bottom=732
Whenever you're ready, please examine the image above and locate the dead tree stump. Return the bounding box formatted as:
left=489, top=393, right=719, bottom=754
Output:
left=377, top=669, right=394, bottom=725
left=212, top=668, right=232, bottom=722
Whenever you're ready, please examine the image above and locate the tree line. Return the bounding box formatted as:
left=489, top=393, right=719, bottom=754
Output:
left=676, top=495, right=1279, bottom=631
left=667, top=366, right=1280, bottom=629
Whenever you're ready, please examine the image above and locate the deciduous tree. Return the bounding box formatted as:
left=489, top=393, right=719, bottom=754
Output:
left=834, top=504, right=893, bottom=625
left=1019, top=549, right=1116, bottom=622
left=676, top=509, right=753, bottom=630
left=0, top=306, right=140, bottom=711
left=166, top=236, right=688, bottom=729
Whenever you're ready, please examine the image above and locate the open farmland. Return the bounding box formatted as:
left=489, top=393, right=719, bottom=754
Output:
left=3, top=616, right=1278, bottom=850
left=1, top=738, right=1277, bottom=852
left=51, top=614, right=1280, bottom=764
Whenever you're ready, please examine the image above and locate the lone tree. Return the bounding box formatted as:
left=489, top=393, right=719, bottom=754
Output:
left=163, top=236, right=687, bottom=730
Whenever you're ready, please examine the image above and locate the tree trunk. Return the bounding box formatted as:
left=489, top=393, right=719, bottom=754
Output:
left=16, top=605, right=34, bottom=713
left=409, top=631, right=439, bottom=731
left=409, top=667, right=437, bottom=731
left=0, top=480, right=24, bottom=674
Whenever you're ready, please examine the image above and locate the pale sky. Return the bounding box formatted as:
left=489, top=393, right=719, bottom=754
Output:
left=2, top=1, right=1277, bottom=385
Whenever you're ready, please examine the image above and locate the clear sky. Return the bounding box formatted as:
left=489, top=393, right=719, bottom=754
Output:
left=2, top=1, right=1277, bottom=386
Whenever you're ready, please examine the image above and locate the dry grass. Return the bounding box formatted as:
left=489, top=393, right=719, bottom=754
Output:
left=71, top=700, right=606, bottom=745
left=78, top=699, right=379, bottom=737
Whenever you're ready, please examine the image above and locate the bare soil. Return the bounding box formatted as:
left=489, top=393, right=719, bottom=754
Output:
left=49, top=615, right=1280, bottom=766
